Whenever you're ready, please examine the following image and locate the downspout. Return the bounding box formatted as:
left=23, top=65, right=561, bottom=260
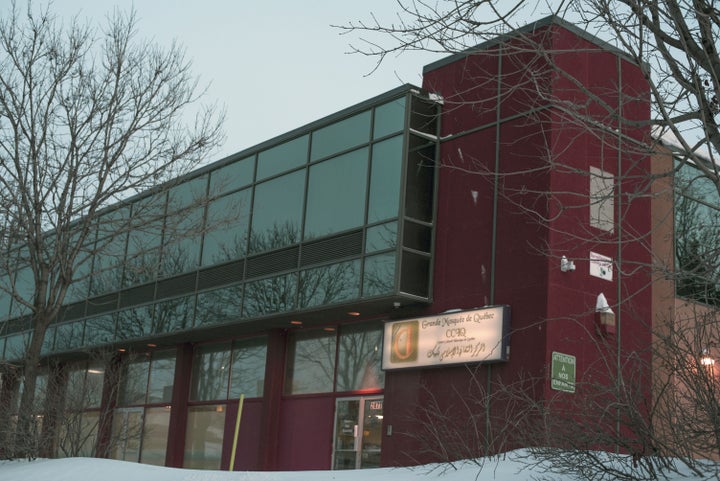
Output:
left=486, top=43, right=504, bottom=455
left=615, top=56, right=624, bottom=452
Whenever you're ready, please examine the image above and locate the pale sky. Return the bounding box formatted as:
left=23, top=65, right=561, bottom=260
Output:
left=26, top=0, right=452, bottom=162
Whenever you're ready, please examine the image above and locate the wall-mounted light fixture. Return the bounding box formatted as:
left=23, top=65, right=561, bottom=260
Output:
left=595, top=293, right=616, bottom=336
left=700, top=348, right=715, bottom=367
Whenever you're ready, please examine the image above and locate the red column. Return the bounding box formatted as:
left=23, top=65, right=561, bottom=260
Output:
left=257, top=329, right=286, bottom=470
left=165, top=343, right=193, bottom=467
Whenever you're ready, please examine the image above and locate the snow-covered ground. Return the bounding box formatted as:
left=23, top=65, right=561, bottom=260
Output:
left=0, top=450, right=714, bottom=481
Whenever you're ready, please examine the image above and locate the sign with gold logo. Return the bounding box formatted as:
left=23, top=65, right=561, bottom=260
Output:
left=382, top=306, right=510, bottom=370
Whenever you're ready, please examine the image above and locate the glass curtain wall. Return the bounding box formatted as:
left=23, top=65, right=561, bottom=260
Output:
left=0, top=88, right=439, bottom=360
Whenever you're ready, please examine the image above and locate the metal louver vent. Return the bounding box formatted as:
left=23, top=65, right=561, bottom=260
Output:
left=198, top=259, right=245, bottom=290
left=119, top=283, right=156, bottom=308
left=156, top=272, right=198, bottom=299
left=85, top=293, right=119, bottom=316
left=56, top=302, right=87, bottom=323
left=300, top=230, right=363, bottom=267
left=246, top=246, right=299, bottom=279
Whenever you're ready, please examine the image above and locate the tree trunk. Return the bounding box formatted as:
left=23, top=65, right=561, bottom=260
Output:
left=15, top=313, right=50, bottom=459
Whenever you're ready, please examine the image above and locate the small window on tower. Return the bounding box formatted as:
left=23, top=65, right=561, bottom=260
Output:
left=590, top=166, right=614, bottom=232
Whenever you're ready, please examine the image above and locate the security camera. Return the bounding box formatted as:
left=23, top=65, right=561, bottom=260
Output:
left=560, top=255, right=576, bottom=272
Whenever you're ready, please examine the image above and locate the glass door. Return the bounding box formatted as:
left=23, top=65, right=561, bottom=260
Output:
left=333, top=396, right=383, bottom=469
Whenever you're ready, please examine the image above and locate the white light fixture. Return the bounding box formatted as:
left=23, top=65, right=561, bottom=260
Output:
left=596, top=293, right=616, bottom=335
left=701, top=348, right=715, bottom=366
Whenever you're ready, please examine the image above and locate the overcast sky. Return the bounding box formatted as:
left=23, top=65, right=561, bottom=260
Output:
left=1, top=2, right=557, bottom=164
left=19, top=0, right=449, bottom=162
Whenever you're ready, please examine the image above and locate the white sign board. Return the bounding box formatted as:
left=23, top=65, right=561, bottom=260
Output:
left=382, top=306, right=510, bottom=370
left=589, top=251, right=613, bottom=281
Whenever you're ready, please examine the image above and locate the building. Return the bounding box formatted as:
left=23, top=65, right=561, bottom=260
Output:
left=0, top=16, right=659, bottom=470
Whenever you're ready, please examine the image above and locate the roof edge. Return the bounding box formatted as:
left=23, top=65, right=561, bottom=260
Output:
left=423, top=14, right=637, bottom=74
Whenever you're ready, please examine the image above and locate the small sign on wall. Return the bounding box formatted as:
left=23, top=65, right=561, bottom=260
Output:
left=382, top=306, right=510, bottom=370
left=551, top=351, right=576, bottom=393
left=589, top=251, right=613, bottom=281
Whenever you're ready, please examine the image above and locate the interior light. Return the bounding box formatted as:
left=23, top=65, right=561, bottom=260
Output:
left=87, top=369, right=104, bottom=375
left=290, top=320, right=303, bottom=325
left=348, top=311, right=360, bottom=317
left=147, top=343, right=157, bottom=348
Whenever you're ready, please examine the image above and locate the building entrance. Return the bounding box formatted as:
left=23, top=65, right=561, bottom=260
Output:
left=332, top=396, right=383, bottom=469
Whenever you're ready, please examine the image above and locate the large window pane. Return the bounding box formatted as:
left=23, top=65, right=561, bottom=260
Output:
left=58, top=410, right=99, bottom=458
left=164, top=176, right=209, bottom=275
left=195, top=284, right=243, bottom=327
left=284, top=329, right=336, bottom=395
left=373, top=97, right=406, bottom=139
left=184, top=405, right=226, bottom=469
left=366, top=222, right=397, bottom=253
left=67, top=239, right=94, bottom=303
left=250, top=171, right=305, bottom=253
left=147, top=352, right=176, bottom=404
left=229, top=337, right=267, bottom=398
left=167, top=175, right=208, bottom=208
left=257, top=135, right=308, bottom=181
left=90, top=233, right=127, bottom=295
left=140, top=406, right=171, bottom=466
left=11, top=266, right=34, bottom=318
left=363, top=253, right=397, bottom=297
left=191, top=344, right=231, bottom=401
left=0, top=283, right=11, bottom=320
left=84, top=315, right=115, bottom=347
left=675, top=163, right=720, bottom=304
left=60, top=363, right=104, bottom=458
left=3, top=331, right=29, bottom=361
left=125, top=195, right=166, bottom=286
left=54, top=321, right=85, bottom=352
left=42, top=326, right=56, bottom=355
left=111, top=409, right=143, bottom=462
left=304, top=148, right=368, bottom=239
left=297, top=260, right=361, bottom=309
left=84, top=364, right=106, bottom=408
left=152, top=295, right=195, bottom=334
left=311, top=111, right=371, bottom=161
left=368, top=136, right=403, bottom=223
left=210, top=155, right=255, bottom=195
left=336, top=323, right=385, bottom=392
left=202, top=189, right=251, bottom=266
left=116, top=305, right=153, bottom=340
left=118, top=359, right=150, bottom=406
left=161, top=206, right=204, bottom=276
left=243, top=273, right=297, bottom=318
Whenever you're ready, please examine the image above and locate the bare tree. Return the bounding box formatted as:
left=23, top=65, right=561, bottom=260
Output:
left=0, top=1, right=223, bottom=457
left=338, top=1, right=720, bottom=479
